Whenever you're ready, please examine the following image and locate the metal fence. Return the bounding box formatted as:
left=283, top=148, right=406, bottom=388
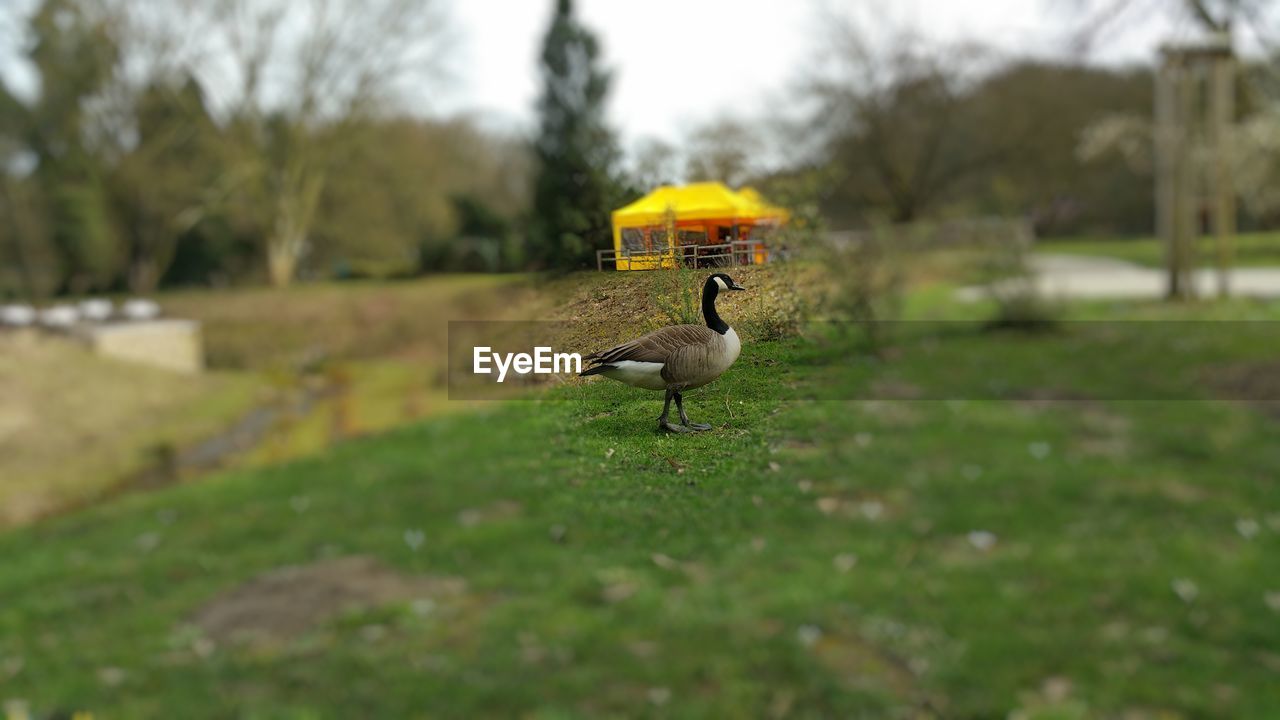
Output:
left=596, top=240, right=763, bottom=272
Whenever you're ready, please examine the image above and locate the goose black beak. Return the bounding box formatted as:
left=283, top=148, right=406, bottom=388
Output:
left=729, top=283, right=746, bottom=291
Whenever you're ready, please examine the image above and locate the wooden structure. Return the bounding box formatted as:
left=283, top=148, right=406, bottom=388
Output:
left=1155, top=34, right=1236, bottom=299
left=600, top=182, right=789, bottom=271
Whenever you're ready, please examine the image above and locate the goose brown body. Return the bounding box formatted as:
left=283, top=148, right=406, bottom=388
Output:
left=584, top=324, right=740, bottom=391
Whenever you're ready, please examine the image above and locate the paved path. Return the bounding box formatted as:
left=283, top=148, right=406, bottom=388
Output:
left=958, top=254, right=1280, bottom=301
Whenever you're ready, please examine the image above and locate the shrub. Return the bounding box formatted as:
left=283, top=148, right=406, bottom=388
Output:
left=974, top=221, right=1061, bottom=332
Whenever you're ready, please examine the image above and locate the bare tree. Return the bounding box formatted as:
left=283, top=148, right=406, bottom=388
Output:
left=630, top=137, right=682, bottom=190
left=1067, top=0, right=1277, bottom=54
left=191, top=0, right=452, bottom=286
left=684, top=118, right=761, bottom=188
left=807, top=13, right=1003, bottom=224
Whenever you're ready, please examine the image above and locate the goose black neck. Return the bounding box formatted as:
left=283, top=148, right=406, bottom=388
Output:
left=702, top=279, right=729, bottom=335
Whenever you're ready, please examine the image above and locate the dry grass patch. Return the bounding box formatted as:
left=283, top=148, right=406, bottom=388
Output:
left=190, top=556, right=470, bottom=649
left=0, top=334, right=259, bottom=527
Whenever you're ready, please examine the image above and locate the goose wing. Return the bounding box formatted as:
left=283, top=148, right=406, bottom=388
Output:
left=585, top=325, right=718, bottom=365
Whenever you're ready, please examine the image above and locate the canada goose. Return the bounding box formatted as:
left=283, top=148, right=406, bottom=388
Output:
left=581, top=272, right=746, bottom=433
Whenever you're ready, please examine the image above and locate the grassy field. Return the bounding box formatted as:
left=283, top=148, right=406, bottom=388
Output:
left=1, top=281, right=1278, bottom=717
left=0, top=268, right=802, bottom=531
left=185, top=266, right=809, bottom=469
left=1037, top=231, right=1280, bottom=268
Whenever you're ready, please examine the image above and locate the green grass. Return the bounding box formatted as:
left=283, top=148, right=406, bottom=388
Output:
left=1038, top=231, right=1280, bottom=268
left=2, top=313, right=1278, bottom=717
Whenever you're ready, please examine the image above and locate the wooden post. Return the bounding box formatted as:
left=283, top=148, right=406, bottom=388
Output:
left=1155, top=52, right=1185, bottom=299
left=1157, top=37, right=1236, bottom=301
left=1212, top=54, right=1236, bottom=297
left=1176, top=60, right=1198, bottom=300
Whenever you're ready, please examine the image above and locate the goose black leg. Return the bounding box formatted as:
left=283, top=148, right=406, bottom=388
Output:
left=674, top=391, right=713, bottom=432
left=658, top=388, right=690, bottom=433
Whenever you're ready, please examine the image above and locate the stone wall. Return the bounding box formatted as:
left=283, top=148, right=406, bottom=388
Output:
left=77, top=320, right=204, bottom=374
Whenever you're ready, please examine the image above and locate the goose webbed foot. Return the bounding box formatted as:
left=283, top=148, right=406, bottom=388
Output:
left=673, top=391, right=712, bottom=431
left=660, top=420, right=692, bottom=433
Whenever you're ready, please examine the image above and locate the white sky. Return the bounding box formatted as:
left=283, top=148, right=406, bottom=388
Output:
left=441, top=0, right=1195, bottom=149
left=3, top=0, right=1263, bottom=155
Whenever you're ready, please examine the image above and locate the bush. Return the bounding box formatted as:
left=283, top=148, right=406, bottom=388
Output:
left=648, top=261, right=703, bottom=327
left=737, top=284, right=807, bottom=341
left=974, top=221, right=1061, bottom=332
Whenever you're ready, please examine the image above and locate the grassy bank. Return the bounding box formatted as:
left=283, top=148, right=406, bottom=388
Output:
left=0, top=276, right=538, bottom=526
left=0, top=336, right=261, bottom=528
left=2, top=308, right=1277, bottom=717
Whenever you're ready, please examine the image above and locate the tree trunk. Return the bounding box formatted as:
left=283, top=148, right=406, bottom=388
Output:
left=265, top=164, right=325, bottom=288
left=267, top=228, right=304, bottom=288
left=128, top=257, right=160, bottom=295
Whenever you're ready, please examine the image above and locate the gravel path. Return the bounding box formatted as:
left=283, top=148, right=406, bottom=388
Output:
left=958, top=254, right=1280, bottom=300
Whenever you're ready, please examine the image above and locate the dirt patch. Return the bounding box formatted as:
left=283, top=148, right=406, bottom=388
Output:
left=1012, top=390, right=1132, bottom=459
left=0, top=493, right=57, bottom=528
left=868, top=379, right=924, bottom=400
left=457, top=500, right=523, bottom=527
left=1203, top=361, right=1280, bottom=419
left=1011, top=387, right=1101, bottom=407
left=191, top=556, right=467, bottom=646
left=810, top=628, right=946, bottom=716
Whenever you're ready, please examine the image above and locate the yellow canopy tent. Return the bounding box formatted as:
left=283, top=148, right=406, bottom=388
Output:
left=609, top=182, right=789, bottom=270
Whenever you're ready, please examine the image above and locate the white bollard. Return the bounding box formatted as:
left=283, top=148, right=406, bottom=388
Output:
left=79, top=298, right=114, bottom=322
left=122, top=299, right=161, bottom=321
left=0, top=304, right=37, bottom=327
left=39, top=305, right=80, bottom=329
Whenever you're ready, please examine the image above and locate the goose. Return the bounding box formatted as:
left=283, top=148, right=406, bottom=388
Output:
left=580, top=272, right=746, bottom=433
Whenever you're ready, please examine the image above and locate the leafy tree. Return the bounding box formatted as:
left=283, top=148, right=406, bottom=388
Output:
left=0, top=174, right=60, bottom=299
left=968, top=62, right=1155, bottom=236
left=198, top=0, right=452, bottom=286
left=308, top=118, right=529, bottom=278
left=23, top=0, right=123, bottom=294
left=452, top=194, right=511, bottom=240
left=109, top=77, right=221, bottom=292
left=0, top=73, right=56, bottom=298
left=530, top=0, right=624, bottom=270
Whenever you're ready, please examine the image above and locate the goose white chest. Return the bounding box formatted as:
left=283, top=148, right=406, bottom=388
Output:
left=720, top=326, right=742, bottom=368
